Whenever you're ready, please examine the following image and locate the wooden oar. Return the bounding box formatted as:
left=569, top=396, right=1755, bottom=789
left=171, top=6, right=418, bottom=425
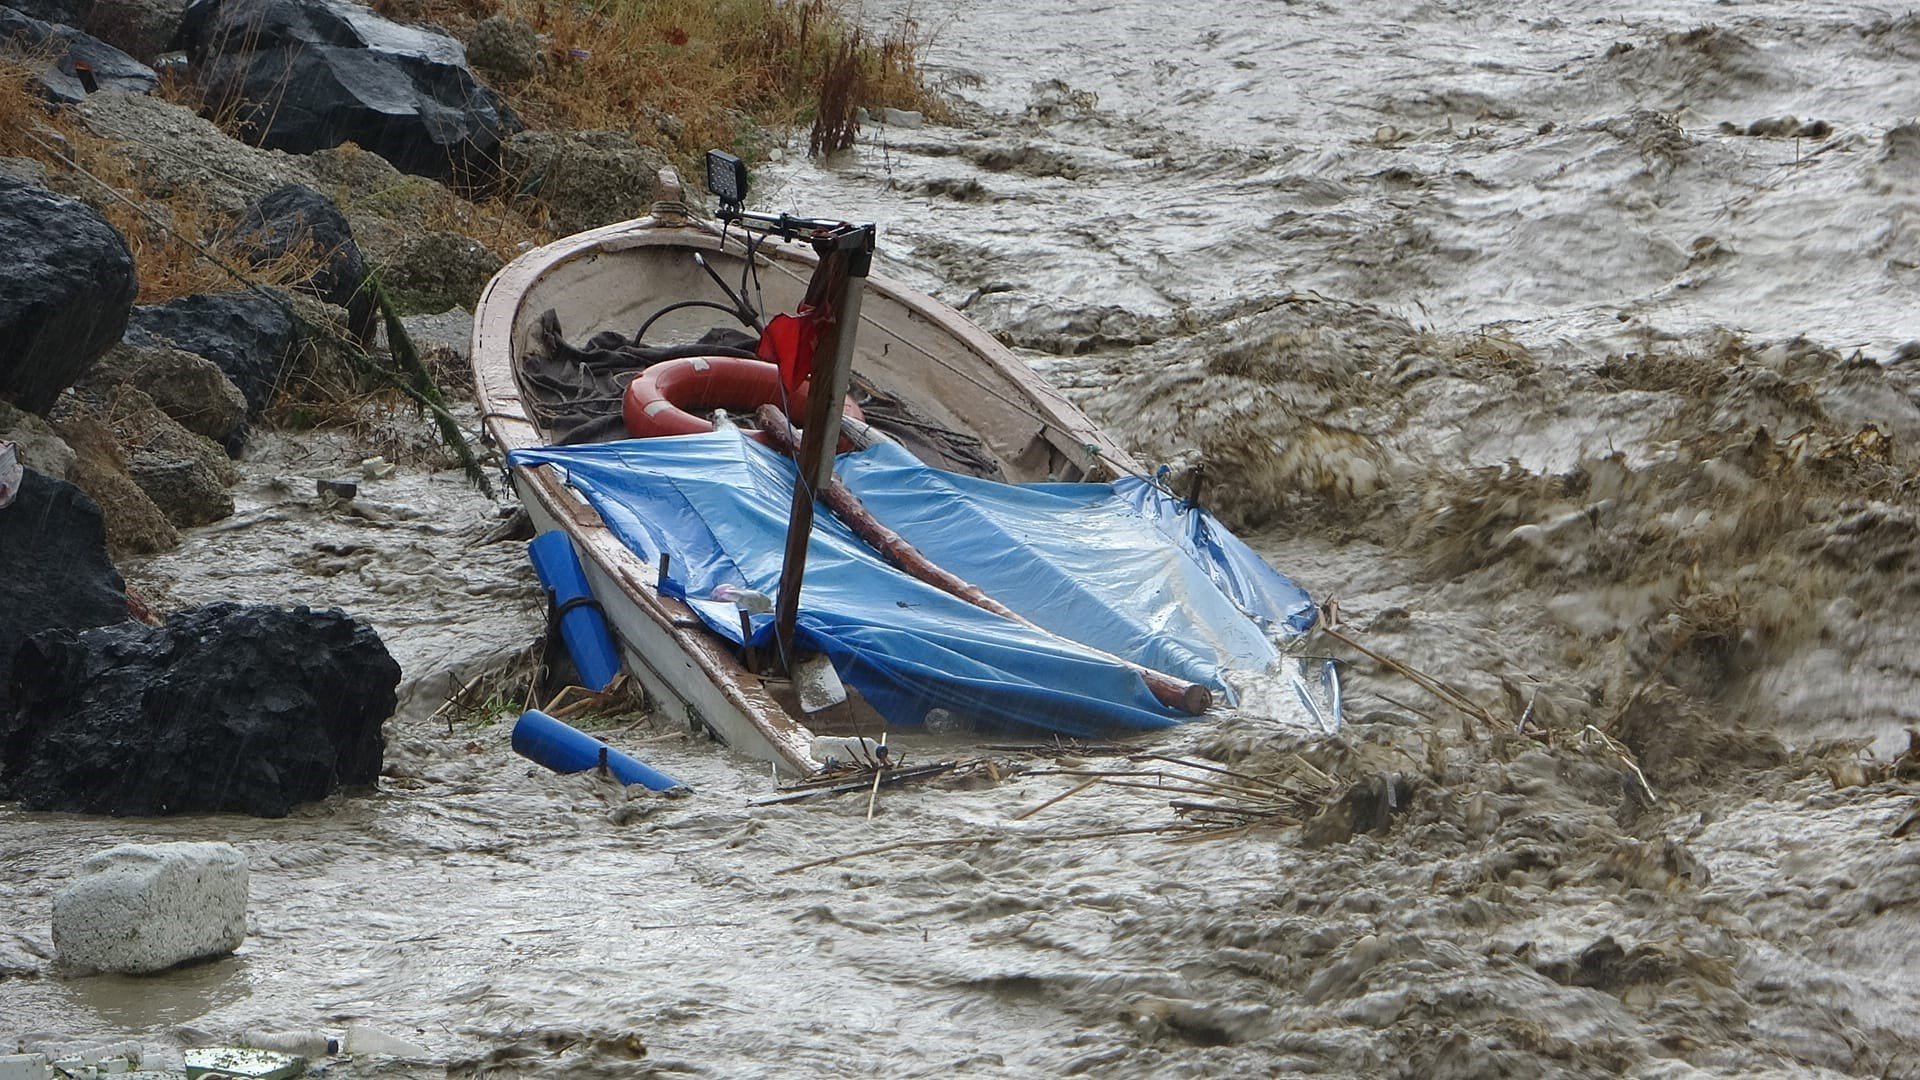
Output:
left=756, top=406, right=1211, bottom=715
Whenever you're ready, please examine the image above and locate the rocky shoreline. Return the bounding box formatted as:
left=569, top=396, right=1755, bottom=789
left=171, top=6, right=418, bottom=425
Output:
left=0, top=0, right=695, bottom=824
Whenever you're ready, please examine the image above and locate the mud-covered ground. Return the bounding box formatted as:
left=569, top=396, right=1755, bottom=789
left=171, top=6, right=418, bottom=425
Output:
left=8, top=0, right=1920, bottom=1076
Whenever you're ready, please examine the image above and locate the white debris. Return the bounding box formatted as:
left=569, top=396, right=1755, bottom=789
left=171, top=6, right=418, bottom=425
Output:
left=809, top=735, right=883, bottom=766
left=343, top=1025, right=430, bottom=1058
left=52, top=843, right=248, bottom=974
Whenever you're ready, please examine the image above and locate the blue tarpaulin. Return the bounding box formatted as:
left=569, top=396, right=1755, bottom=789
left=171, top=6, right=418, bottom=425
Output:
left=509, top=431, right=1316, bottom=737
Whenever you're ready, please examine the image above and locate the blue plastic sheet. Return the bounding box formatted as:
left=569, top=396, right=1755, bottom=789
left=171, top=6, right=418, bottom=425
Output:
left=509, top=431, right=1316, bottom=736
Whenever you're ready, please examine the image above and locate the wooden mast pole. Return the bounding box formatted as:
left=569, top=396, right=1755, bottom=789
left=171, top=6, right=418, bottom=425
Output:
left=772, top=224, right=875, bottom=670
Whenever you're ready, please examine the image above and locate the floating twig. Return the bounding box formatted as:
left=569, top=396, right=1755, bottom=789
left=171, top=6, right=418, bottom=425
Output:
left=750, top=761, right=965, bottom=806
left=1010, top=776, right=1102, bottom=821
left=1320, top=625, right=1500, bottom=729
left=866, top=731, right=889, bottom=821
left=1579, top=724, right=1658, bottom=806
left=1130, top=753, right=1298, bottom=793
left=977, top=740, right=1141, bottom=757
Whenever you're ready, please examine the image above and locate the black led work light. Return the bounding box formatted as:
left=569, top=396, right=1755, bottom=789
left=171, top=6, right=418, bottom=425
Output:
left=705, top=150, right=749, bottom=210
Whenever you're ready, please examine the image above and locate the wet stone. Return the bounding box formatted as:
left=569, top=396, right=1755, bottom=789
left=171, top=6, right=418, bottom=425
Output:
left=233, top=183, right=376, bottom=344
left=467, top=14, right=537, bottom=82
left=124, top=290, right=296, bottom=420
left=0, top=602, right=399, bottom=817
left=0, top=177, right=136, bottom=415
left=176, top=0, right=520, bottom=182
left=81, top=341, right=249, bottom=447
left=0, top=5, right=156, bottom=102
left=0, top=469, right=128, bottom=717
left=51, top=842, right=247, bottom=973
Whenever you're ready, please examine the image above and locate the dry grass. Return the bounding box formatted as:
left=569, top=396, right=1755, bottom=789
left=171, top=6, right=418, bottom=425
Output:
left=0, top=60, right=328, bottom=303
left=378, top=0, right=941, bottom=165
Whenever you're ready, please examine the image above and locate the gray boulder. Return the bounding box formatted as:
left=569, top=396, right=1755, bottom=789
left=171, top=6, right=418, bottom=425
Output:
left=47, top=409, right=181, bottom=554
left=0, top=177, right=137, bottom=415
left=1, top=602, right=401, bottom=817
left=466, top=14, right=536, bottom=82
left=381, top=230, right=501, bottom=314
left=0, top=5, right=157, bottom=102
left=175, top=0, right=520, bottom=183
left=6, top=0, right=92, bottom=25
left=77, top=92, right=314, bottom=215
left=0, top=400, right=77, bottom=482
left=100, top=386, right=237, bottom=527
left=0, top=157, right=50, bottom=187
left=233, top=183, right=375, bottom=342
left=504, top=130, right=667, bottom=233
left=304, top=142, right=453, bottom=262
left=52, top=842, right=247, bottom=974
left=83, top=341, right=248, bottom=445
left=0, top=470, right=128, bottom=717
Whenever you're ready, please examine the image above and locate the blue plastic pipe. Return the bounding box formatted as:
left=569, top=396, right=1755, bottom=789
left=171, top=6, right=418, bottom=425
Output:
left=527, top=531, right=623, bottom=692
left=512, top=709, right=686, bottom=792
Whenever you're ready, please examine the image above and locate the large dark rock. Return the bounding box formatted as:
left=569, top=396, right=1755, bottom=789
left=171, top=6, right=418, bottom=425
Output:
left=0, top=470, right=129, bottom=717
left=1, top=602, right=400, bottom=817
left=175, top=0, right=520, bottom=183
left=0, top=5, right=157, bottom=102
left=124, top=290, right=295, bottom=419
left=233, top=183, right=376, bottom=343
left=0, top=177, right=137, bottom=415
left=6, top=0, right=92, bottom=30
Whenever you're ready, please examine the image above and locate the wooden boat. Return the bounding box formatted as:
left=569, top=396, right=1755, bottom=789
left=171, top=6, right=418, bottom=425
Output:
left=472, top=171, right=1322, bottom=777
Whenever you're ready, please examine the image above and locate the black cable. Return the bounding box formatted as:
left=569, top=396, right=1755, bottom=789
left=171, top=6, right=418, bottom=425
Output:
left=635, top=299, right=757, bottom=343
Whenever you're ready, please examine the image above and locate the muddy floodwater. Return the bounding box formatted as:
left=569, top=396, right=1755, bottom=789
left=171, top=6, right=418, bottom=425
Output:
left=8, top=0, right=1920, bottom=1076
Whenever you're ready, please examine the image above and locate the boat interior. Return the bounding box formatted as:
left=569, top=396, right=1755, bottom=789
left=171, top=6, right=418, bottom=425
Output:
left=506, top=224, right=1129, bottom=487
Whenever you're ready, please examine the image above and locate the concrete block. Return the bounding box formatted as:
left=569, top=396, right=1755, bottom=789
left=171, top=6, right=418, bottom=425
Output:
left=0, top=1054, right=50, bottom=1080
left=52, top=842, right=248, bottom=974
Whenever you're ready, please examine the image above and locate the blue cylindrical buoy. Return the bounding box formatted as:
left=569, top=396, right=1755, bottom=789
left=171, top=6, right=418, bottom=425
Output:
left=512, top=709, right=685, bottom=792
left=527, top=531, right=623, bottom=692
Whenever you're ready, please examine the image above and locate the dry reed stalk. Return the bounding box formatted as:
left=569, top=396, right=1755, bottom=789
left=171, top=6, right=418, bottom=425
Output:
left=1320, top=624, right=1501, bottom=729
left=482, top=0, right=939, bottom=166
left=1010, top=776, right=1103, bottom=821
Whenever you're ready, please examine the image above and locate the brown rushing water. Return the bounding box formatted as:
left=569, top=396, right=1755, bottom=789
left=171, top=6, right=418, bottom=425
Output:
left=8, top=1, right=1920, bottom=1076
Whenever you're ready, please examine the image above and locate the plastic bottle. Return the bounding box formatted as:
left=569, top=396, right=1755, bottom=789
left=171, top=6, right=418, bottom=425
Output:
left=242, top=1031, right=340, bottom=1057
left=710, top=583, right=774, bottom=613
left=343, top=1025, right=429, bottom=1058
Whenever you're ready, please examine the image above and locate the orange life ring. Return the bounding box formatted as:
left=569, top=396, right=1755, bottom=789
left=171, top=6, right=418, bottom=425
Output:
left=622, top=356, right=864, bottom=449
